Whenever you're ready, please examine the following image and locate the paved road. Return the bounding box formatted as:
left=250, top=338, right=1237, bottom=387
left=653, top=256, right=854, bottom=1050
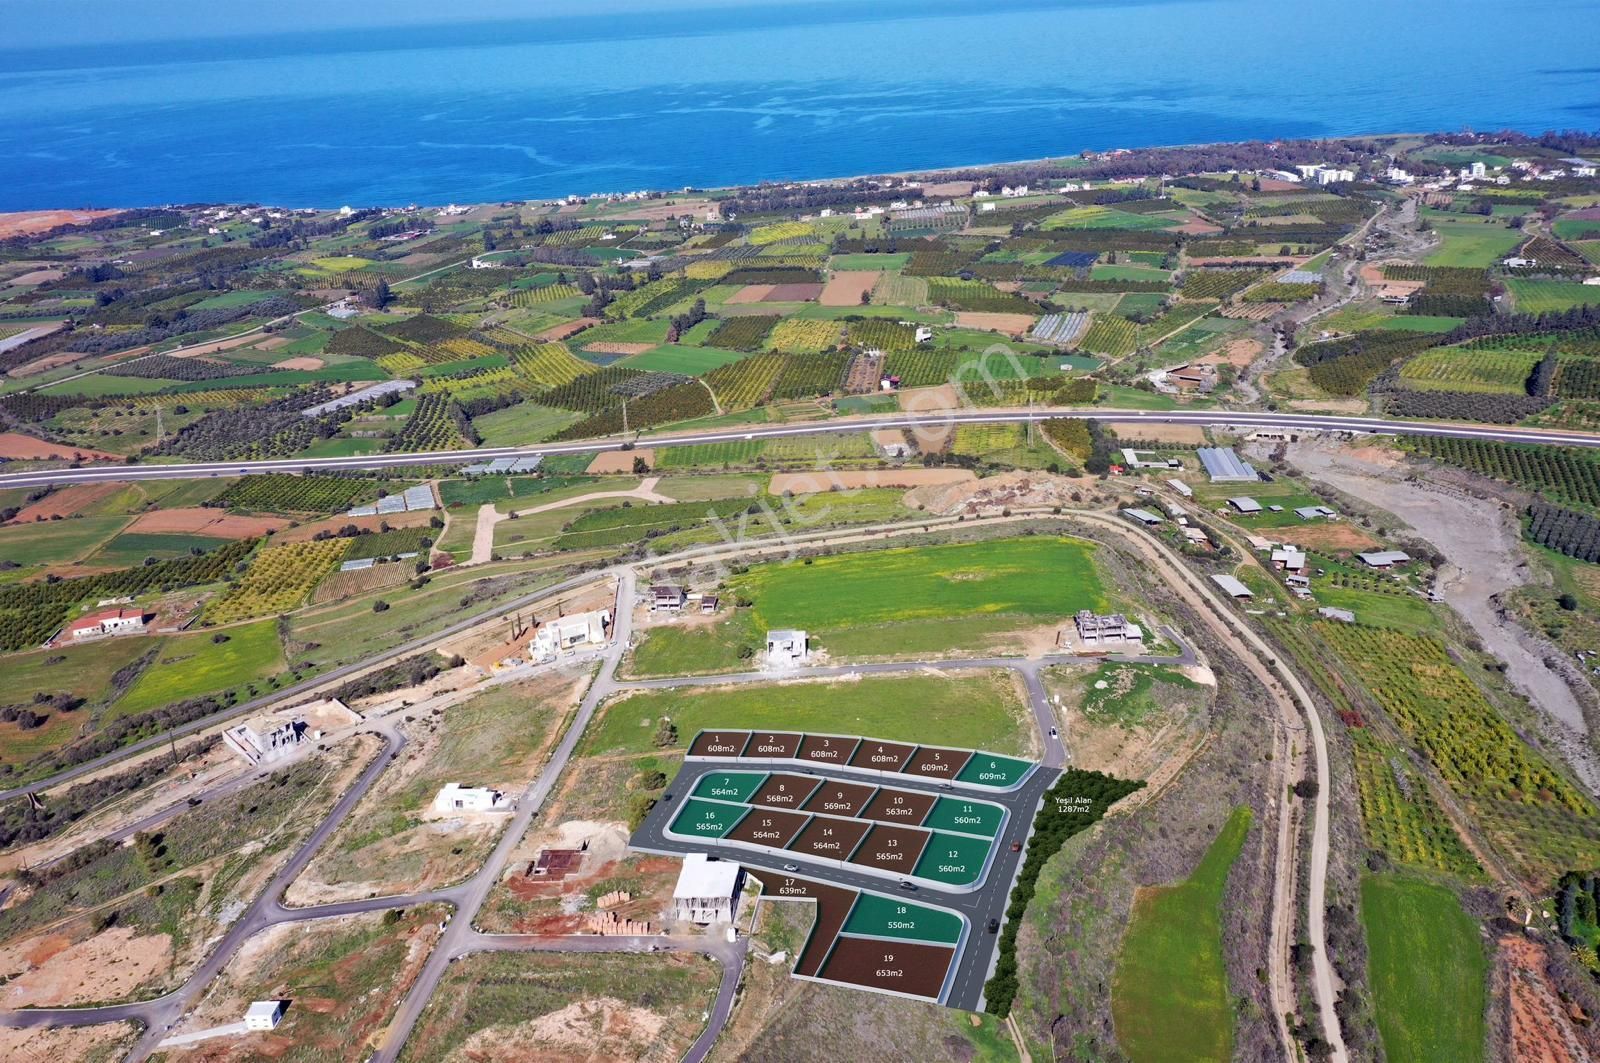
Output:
left=631, top=757, right=1058, bottom=1013
left=369, top=568, right=638, bottom=1063
left=0, top=722, right=406, bottom=1042
left=454, top=932, right=748, bottom=1063
left=6, top=408, right=1600, bottom=492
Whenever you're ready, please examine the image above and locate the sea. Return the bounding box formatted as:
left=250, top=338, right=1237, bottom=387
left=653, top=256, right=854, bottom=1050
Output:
left=1, top=0, right=1598, bottom=210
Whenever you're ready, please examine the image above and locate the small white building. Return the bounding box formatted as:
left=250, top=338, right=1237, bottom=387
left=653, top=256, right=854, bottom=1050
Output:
left=244, top=1000, right=286, bottom=1031
left=530, top=609, right=611, bottom=661
left=1270, top=547, right=1307, bottom=573
left=914, top=326, right=934, bottom=344
left=433, top=783, right=510, bottom=814
left=672, top=853, right=742, bottom=924
left=766, top=629, right=808, bottom=667
left=65, top=607, right=148, bottom=641
left=1166, top=478, right=1194, bottom=499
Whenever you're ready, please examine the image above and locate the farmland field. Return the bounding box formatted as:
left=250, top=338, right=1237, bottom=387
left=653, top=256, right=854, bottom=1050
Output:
left=115, top=618, right=285, bottom=715
left=767, top=318, right=840, bottom=354
left=205, top=539, right=350, bottom=623
left=585, top=671, right=1033, bottom=756
left=1421, top=213, right=1525, bottom=268
left=1397, top=347, right=1539, bottom=394
left=88, top=532, right=228, bottom=567
left=470, top=402, right=580, bottom=446
left=1351, top=732, right=1480, bottom=876
left=731, top=537, right=1107, bottom=657
left=1077, top=314, right=1138, bottom=357
left=1112, top=807, right=1251, bottom=1063
left=1506, top=278, right=1600, bottom=313
left=1361, top=875, right=1486, bottom=1063
left=618, top=345, right=748, bottom=374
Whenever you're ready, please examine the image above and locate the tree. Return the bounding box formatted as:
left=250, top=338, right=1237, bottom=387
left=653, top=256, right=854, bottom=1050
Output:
left=368, top=278, right=393, bottom=310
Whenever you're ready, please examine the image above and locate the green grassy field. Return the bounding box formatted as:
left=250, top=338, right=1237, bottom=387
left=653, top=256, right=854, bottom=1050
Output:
left=471, top=402, right=581, bottom=447
left=0, top=637, right=161, bottom=771
left=731, top=537, right=1107, bottom=658
left=1112, top=807, right=1251, bottom=1063
left=88, top=532, right=230, bottom=567
left=585, top=671, right=1033, bottom=757
left=1506, top=278, right=1600, bottom=313
left=1421, top=213, right=1525, bottom=268
left=0, top=515, right=131, bottom=567
left=1361, top=874, right=1486, bottom=1063
left=114, top=618, right=285, bottom=716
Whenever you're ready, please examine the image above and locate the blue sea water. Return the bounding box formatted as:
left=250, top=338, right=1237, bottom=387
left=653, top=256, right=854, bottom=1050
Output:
left=0, top=0, right=1597, bottom=210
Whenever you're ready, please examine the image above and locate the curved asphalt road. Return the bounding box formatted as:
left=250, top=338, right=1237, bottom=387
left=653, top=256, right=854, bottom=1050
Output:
left=5, top=408, right=1600, bottom=492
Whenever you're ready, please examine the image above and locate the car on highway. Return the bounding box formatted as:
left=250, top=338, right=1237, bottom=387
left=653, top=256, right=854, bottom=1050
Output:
left=1010, top=841, right=1022, bottom=852
left=987, top=917, right=1000, bottom=933
left=1049, top=726, right=1058, bottom=738
left=663, top=792, right=675, bottom=801
left=898, top=880, right=917, bottom=891
left=783, top=863, right=799, bottom=872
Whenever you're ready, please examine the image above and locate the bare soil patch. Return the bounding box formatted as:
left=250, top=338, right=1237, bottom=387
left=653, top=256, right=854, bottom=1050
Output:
left=820, top=271, right=881, bottom=307
left=769, top=469, right=974, bottom=494
left=1280, top=521, right=1380, bottom=552
left=0, top=209, right=120, bottom=237
left=925, top=180, right=976, bottom=198
left=126, top=507, right=291, bottom=537
left=11, top=351, right=82, bottom=378
left=530, top=318, right=599, bottom=342
left=0, top=1023, right=140, bottom=1061
left=1199, top=337, right=1265, bottom=369
left=0, top=926, right=172, bottom=1008
left=1177, top=216, right=1224, bottom=235
left=271, top=356, right=325, bottom=370
left=725, top=284, right=776, bottom=304
left=1104, top=421, right=1208, bottom=444
left=1498, top=935, right=1590, bottom=1063
left=763, top=283, right=823, bottom=302
left=168, top=332, right=269, bottom=358
left=7, top=268, right=65, bottom=286
left=7, top=482, right=124, bottom=523
left=954, top=311, right=1036, bottom=336
left=587, top=449, right=654, bottom=473
left=253, top=335, right=291, bottom=350
left=582, top=341, right=653, bottom=356
left=0, top=432, right=117, bottom=462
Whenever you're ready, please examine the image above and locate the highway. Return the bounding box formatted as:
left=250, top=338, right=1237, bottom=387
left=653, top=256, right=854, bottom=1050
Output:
left=5, top=407, right=1600, bottom=491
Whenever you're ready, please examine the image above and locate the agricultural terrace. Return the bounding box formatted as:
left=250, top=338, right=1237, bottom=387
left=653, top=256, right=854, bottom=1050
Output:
left=1318, top=622, right=1600, bottom=882
left=1112, top=807, right=1251, bottom=1063
left=730, top=537, right=1109, bottom=658
left=585, top=671, right=1034, bottom=758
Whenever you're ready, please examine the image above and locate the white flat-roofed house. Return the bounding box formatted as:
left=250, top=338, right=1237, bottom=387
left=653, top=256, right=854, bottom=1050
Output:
left=244, top=1000, right=286, bottom=1031
left=673, top=853, right=743, bottom=924
left=766, top=629, right=808, bottom=667
left=530, top=609, right=611, bottom=661
left=433, top=783, right=510, bottom=814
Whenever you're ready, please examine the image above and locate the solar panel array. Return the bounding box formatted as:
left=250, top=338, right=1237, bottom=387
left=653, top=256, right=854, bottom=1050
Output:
left=1030, top=311, right=1091, bottom=344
